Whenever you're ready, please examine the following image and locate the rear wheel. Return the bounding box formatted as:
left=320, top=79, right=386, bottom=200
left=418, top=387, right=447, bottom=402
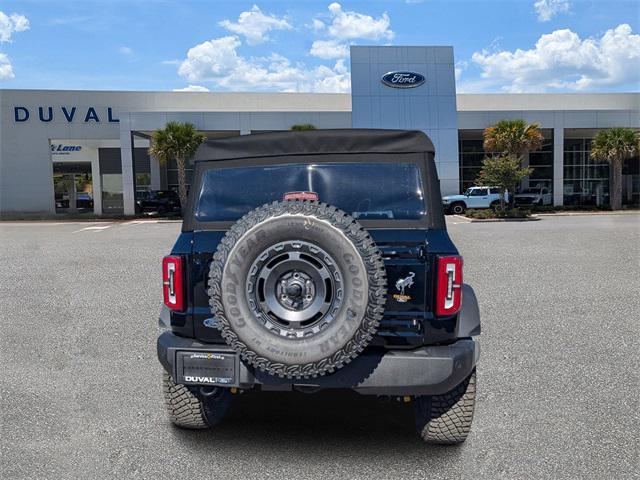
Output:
left=414, top=370, right=477, bottom=444
left=162, top=372, right=232, bottom=429
left=450, top=202, right=466, bottom=215
left=490, top=200, right=500, bottom=211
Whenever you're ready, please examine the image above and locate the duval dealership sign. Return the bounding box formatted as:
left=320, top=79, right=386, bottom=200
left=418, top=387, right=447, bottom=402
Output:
left=381, top=71, right=425, bottom=88
left=14, top=106, right=119, bottom=123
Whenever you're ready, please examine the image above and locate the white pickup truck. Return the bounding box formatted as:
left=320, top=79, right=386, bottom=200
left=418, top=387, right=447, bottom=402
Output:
left=514, top=186, right=552, bottom=206
left=442, top=186, right=507, bottom=214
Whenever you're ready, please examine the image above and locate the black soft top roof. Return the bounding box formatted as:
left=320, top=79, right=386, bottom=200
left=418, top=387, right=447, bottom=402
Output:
left=195, top=129, right=435, bottom=162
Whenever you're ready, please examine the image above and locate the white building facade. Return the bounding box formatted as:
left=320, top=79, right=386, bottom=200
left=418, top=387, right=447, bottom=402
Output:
left=1, top=46, right=638, bottom=216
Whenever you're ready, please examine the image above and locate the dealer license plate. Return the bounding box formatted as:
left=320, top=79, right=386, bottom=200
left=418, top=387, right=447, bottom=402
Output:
left=175, top=351, right=237, bottom=386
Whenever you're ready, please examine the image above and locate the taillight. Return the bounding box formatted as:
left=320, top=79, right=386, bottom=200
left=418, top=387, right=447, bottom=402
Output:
left=163, top=255, right=184, bottom=311
left=435, top=255, right=463, bottom=316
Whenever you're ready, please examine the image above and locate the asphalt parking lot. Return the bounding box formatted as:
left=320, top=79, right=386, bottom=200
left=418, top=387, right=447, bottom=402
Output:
left=1, top=214, right=638, bottom=479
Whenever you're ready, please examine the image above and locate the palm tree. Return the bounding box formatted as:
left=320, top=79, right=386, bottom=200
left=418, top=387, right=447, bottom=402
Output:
left=483, top=119, right=544, bottom=206
left=483, top=119, right=544, bottom=159
left=590, top=127, right=640, bottom=210
left=149, top=122, right=205, bottom=212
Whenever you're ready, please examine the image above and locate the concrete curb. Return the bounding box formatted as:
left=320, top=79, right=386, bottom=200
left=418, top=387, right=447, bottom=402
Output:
left=535, top=211, right=640, bottom=217
left=465, top=216, right=540, bottom=223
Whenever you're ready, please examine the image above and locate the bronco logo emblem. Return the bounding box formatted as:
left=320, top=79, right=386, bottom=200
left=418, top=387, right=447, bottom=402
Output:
left=393, top=272, right=415, bottom=303
left=395, top=272, right=415, bottom=294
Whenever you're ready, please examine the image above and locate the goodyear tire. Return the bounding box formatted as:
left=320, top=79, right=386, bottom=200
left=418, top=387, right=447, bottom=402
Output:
left=414, top=369, right=477, bottom=444
left=208, top=200, right=387, bottom=379
left=162, top=373, right=231, bottom=429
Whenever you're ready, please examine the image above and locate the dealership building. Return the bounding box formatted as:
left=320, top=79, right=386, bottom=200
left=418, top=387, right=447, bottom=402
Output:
left=1, top=45, right=638, bottom=216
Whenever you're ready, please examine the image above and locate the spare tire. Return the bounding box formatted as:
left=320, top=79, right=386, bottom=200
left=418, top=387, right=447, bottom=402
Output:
left=208, top=200, right=387, bottom=379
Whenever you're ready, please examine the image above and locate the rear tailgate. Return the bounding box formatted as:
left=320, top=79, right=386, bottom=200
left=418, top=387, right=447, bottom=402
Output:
left=185, top=227, right=458, bottom=346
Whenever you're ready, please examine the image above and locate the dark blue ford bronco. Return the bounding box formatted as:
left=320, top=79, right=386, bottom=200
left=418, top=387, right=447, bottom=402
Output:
left=157, top=129, right=481, bottom=444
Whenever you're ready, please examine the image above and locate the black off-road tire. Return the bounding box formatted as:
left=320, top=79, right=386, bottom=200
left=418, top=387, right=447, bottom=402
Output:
left=451, top=202, right=466, bottom=215
left=414, top=370, right=477, bottom=444
left=490, top=200, right=500, bottom=211
left=208, top=200, right=387, bottom=379
left=162, top=372, right=231, bottom=429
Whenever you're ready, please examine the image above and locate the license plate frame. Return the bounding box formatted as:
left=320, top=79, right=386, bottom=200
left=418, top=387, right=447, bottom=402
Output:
left=175, top=350, right=238, bottom=387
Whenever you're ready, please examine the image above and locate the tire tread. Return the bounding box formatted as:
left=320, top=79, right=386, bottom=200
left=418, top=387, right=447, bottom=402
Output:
left=414, top=370, right=477, bottom=444
left=162, top=373, right=231, bottom=429
left=207, top=200, right=387, bottom=379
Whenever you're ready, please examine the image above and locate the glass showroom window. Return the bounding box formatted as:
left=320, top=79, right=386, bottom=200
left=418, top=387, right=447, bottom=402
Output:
left=459, top=138, right=486, bottom=193
left=563, top=138, right=610, bottom=206
left=459, top=132, right=553, bottom=194
left=166, top=157, right=194, bottom=193
left=528, top=134, right=553, bottom=192
left=134, top=148, right=151, bottom=192
left=623, top=155, right=639, bottom=207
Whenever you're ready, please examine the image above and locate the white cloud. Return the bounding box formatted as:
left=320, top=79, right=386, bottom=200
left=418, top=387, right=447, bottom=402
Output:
left=308, top=3, right=393, bottom=59
left=310, top=39, right=349, bottom=59
left=325, top=3, right=393, bottom=41
left=178, top=36, right=244, bottom=82
left=219, top=5, right=291, bottom=45
left=533, top=0, right=570, bottom=22
left=118, top=46, right=133, bottom=56
left=173, top=85, right=210, bottom=92
left=0, top=11, right=29, bottom=43
left=310, top=19, right=325, bottom=31
left=471, top=24, right=640, bottom=92
left=177, top=35, right=350, bottom=93
left=0, top=52, right=14, bottom=80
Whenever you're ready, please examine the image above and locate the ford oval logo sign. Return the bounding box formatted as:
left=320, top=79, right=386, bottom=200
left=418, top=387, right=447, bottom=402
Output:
left=381, top=71, right=425, bottom=88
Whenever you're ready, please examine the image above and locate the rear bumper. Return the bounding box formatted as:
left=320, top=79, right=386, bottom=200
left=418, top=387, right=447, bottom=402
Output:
left=157, top=331, right=479, bottom=396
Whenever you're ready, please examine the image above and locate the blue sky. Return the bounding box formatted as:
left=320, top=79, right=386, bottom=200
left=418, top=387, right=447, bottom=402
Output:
left=0, top=0, right=638, bottom=93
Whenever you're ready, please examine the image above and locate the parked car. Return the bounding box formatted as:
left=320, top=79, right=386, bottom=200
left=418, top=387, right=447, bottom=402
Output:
left=442, top=186, right=507, bottom=214
left=54, top=192, right=93, bottom=210
left=136, top=190, right=181, bottom=214
left=156, top=130, right=481, bottom=444
left=76, top=192, right=94, bottom=209
left=54, top=193, right=68, bottom=209
left=515, top=186, right=552, bottom=206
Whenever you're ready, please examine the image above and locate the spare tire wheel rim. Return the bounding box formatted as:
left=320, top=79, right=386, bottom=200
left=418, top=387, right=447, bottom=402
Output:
left=247, top=240, right=343, bottom=339
left=209, top=201, right=387, bottom=378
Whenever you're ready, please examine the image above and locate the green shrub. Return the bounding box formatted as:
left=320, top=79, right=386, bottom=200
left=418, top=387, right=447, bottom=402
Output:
left=465, top=208, right=531, bottom=219
left=465, top=209, right=497, bottom=219
left=497, top=208, right=531, bottom=218
left=291, top=124, right=317, bottom=131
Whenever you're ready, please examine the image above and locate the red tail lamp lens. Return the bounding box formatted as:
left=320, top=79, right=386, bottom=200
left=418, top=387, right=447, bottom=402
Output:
left=163, top=256, right=184, bottom=311
left=435, top=255, right=463, bottom=316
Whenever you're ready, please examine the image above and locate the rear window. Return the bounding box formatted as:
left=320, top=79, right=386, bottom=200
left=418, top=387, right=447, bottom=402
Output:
left=195, top=162, right=426, bottom=222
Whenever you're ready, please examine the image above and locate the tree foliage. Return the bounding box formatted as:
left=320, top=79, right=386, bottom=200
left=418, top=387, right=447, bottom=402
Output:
left=476, top=155, right=533, bottom=209
left=590, top=127, right=640, bottom=210
left=291, top=124, right=317, bottom=131
left=148, top=122, right=205, bottom=212
left=483, top=119, right=544, bottom=159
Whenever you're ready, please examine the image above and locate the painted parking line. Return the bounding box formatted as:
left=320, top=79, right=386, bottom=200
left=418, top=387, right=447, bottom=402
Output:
left=72, top=225, right=112, bottom=234
left=447, top=215, right=471, bottom=224
left=122, top=220, right=160, bottom=226
left=1, top=222, right=98, bottom=226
